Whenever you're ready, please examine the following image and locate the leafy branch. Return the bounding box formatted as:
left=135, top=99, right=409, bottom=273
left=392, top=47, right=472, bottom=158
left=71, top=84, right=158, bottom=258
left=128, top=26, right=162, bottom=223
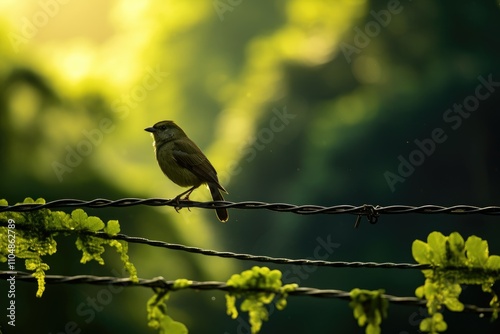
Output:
left=0, top=198, right=138, bottom=297
left=225, top=266, right=297, bottom=334
left=413, top=232, right=500, bottom=333
left=147, top=279, right=192, bottom=334
left=146, top=266, right=299, bottom=334
left=349, top=288, right=388, bottom=334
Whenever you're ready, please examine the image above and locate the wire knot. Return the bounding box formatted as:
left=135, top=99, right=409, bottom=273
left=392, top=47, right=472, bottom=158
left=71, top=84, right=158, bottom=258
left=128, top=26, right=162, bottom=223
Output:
left=354, top=205, right=380, bottom=228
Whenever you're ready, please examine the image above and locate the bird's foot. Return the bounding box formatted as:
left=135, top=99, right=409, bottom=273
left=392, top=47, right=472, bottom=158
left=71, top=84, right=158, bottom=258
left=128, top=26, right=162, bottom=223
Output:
left=173, top=194, right=183, bottom=212
left=172, top=186, right=197, bottom=213
left=173, top=194, right=192, bottom=212
left=183, top=194, right=192, bottom=212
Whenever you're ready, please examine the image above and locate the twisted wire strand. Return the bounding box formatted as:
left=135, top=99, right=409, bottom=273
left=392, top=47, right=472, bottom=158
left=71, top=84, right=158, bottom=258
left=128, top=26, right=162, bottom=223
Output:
left=0, top=271, right=495, bottom=314
left=106, top=232, right=496, bottom=273
left=1, top=198, right=500, bottom=216
left=0, top=222, right=431, bottom=270
left=4, top=224, right=500, bottom=273
left=103, top=232, right=433, bottom=269
left=3, top=223, right=500, bottom=273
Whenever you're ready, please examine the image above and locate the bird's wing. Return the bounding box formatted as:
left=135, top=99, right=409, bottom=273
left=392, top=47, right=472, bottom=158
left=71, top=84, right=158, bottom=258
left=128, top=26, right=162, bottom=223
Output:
left=172, top=139, right=222, bottom=187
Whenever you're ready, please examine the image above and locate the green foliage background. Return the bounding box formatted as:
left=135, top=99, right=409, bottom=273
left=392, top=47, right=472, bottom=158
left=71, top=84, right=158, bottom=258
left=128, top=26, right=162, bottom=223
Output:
left=0, top=0, right=499, bottom=333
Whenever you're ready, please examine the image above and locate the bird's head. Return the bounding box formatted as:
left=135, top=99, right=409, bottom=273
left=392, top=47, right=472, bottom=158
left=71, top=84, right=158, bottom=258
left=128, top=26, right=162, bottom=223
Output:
left=145, top=120, right=187, bottom=144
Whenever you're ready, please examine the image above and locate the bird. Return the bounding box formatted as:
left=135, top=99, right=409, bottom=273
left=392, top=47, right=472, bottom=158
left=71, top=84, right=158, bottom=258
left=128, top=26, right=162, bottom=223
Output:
left=145, top=120, right=229, bottom=222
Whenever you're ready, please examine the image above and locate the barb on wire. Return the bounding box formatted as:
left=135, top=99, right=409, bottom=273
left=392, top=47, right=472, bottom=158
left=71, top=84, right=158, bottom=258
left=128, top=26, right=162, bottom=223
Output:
left=355, top=204, right=380, bottom=228
left=1, top=198, right=500, bottom=220
left=0, top=271, right=495, bottom=315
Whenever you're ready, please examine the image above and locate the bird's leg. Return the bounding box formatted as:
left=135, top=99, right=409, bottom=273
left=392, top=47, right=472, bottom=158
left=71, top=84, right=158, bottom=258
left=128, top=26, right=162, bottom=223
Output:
left=173, top=186, right=198, bottom=212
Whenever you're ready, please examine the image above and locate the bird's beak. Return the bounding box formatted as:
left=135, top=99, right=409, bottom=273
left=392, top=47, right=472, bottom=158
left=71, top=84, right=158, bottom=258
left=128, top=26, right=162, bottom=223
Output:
left=144, top=127, right=156, bottom=133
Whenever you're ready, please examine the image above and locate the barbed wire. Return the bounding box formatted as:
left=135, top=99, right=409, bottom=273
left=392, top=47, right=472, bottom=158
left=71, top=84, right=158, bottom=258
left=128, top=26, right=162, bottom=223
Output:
left=2, top=198, right=500, bottom=222
left=0, top=271, right=495, bottom=315
left=2, top=200, right=499, bottom=324
left=2, top=200, right=499, bottom=328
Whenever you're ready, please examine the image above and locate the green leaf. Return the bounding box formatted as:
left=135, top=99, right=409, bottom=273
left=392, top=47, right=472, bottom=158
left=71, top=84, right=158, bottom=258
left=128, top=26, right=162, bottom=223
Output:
left=415, top=286, right=425, bottom=299
left=427, top=232, right=446, bottom=264
left=433, top=313, right=447, bottom=332
left=465, top=236, right=488, bottom=266
left=71, top=208, right=88, bottom=224
left=412, top=240, right=430, bottom=264
left=51, top=211, right=72, bottom=229
left=106, top=220, right=120, bottom=235
left=22, top=197, right=35, bottom=204
left=86, top=216, right=105, bottom=231
left=420, top=317, right=432, bottom=332
left=366, top=323, right=380, bottom=334
left=34, top=198, right=46, bottom=204
left=419, top=313, right=447, bottom=333
left=160, top=316, right=188, bottom=334
left=448, top=232, right=466, bottom=264
left=71, top=209, right=105, bottom=231
left=486, top=255, right=500, bottom=270
left=444, top=297, right=464, bottom=312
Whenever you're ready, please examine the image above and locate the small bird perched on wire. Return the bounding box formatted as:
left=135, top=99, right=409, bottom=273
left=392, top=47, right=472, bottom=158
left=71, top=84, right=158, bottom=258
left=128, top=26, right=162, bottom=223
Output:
left=145, top=120, right=229, bottom=222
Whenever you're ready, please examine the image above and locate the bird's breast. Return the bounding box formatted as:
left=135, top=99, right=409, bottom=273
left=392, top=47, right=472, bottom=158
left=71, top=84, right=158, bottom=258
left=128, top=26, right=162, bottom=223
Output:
left=156, top=142, right=201, bottom=187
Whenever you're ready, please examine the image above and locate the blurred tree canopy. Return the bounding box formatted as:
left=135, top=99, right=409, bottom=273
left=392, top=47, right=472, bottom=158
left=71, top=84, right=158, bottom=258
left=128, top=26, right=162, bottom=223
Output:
left=1, top=0, right=500, bottom=333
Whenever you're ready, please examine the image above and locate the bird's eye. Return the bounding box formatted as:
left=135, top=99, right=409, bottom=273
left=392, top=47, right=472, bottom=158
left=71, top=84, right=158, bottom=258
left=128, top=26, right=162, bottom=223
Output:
left=159, top=125, right=167, bottom=130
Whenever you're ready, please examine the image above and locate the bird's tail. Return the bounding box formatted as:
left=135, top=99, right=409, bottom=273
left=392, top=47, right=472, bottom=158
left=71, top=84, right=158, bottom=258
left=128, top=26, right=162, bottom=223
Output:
left=209, top=183, right=229, bottom=222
